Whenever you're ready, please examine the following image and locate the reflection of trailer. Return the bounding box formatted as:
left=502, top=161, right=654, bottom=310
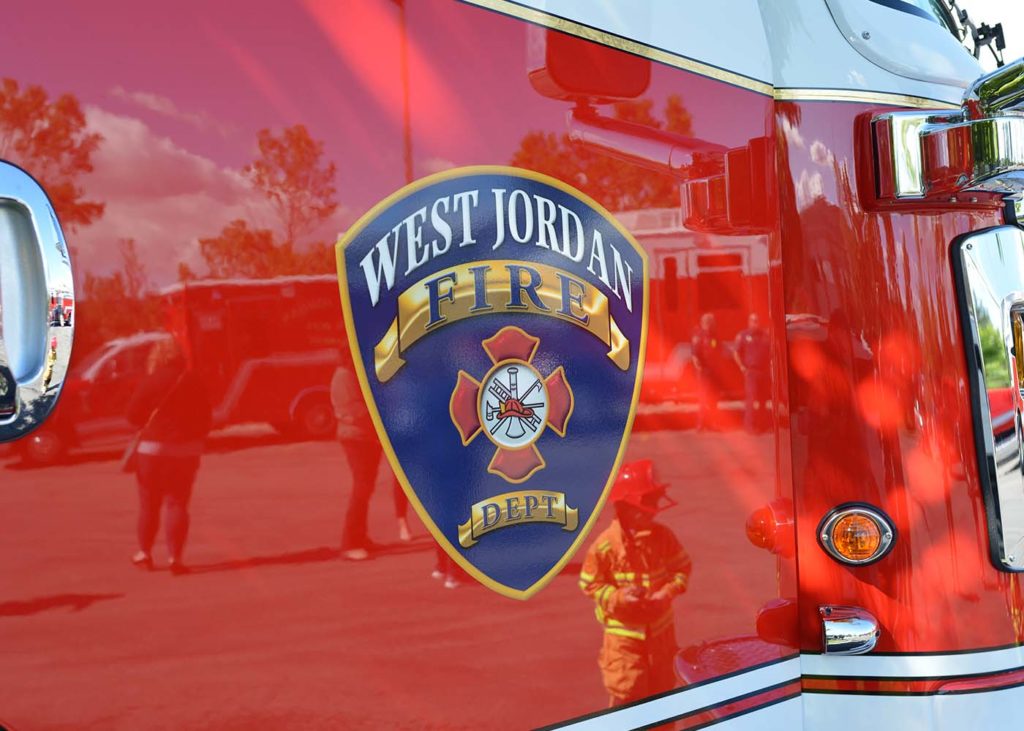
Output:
left=617, top=209, right=769, bottom=403
left=163, top=275, right=343, bottom=438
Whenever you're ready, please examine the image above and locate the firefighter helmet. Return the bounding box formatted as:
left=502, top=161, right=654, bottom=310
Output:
left=609, top=459, right=669, bottom=513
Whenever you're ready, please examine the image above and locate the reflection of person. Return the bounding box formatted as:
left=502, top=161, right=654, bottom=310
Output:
left=331, top=363, right=410, bottom=561
left=431, top=545, right=465, bottom=589
left=126, top=338, right=211, bottom=574
left=733, top=313, right=770, bottom=432
left=579, top=460, right=692, bottom=708
left=691, top=313, right=722, bottom=431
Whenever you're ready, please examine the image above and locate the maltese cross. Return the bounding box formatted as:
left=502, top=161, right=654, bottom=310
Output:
left=449, top=326, right=574, bottom=483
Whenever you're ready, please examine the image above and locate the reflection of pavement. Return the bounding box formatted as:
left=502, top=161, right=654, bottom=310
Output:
left=0, top=427, right=783, bottom=729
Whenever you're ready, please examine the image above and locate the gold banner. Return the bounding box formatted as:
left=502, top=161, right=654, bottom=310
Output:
left=458, top=490, right=579, bottom=548
left=373, top=260, right=629, bottom=382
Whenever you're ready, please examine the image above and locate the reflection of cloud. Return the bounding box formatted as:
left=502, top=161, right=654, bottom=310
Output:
left=810, top=140, right=834, bottom=167
left=780, top=116, right=805, bottom=149
left=795, top=169, right=824, bottom=208
left=75, top=106, right=268, bottom=281
left=419, top=157, right=456, bottom=175
left=109, top=86, right=233, bottom=137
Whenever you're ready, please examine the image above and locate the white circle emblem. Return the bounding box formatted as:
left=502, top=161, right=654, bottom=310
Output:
left=479, top=360, right=548, bottom=450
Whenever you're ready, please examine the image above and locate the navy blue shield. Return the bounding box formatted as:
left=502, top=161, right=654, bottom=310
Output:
left=336, top=167, right=648, bottom=599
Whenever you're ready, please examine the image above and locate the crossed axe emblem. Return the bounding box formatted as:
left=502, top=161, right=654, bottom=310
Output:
left=450, top=326, right=573, bottom=483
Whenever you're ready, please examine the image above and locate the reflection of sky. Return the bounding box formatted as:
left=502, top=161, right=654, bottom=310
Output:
left=5, top=1, right=762, bottom=284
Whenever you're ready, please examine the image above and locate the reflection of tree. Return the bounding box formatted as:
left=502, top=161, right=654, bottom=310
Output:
left=511, top=96, right=691, bottom=211
left=977, top=309, right=1011, bottom=388
left=0, top=78, right=103, bottom=230
left=76, top=239, right=160, bottom=358
left=247, top=126, right=338, bottom=245
left=198, top=124, right=337, bottom=278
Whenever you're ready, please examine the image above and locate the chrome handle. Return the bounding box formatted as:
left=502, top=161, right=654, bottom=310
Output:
left=873, top=57, right=1024, bottom=201
left=964, top=57, right=1024, bottom=119
left=0, top=160, right=75, bottom=442
left=820, top=606, right=880, bottom=655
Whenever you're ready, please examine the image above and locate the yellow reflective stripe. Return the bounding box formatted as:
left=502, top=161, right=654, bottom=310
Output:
left=597, top=585, right=615, bottom=605
left=606, top=627, right=646, bottom=640
left=579, top=571, right=596, bottom=582
left=597, top=541, right=611, bottom=553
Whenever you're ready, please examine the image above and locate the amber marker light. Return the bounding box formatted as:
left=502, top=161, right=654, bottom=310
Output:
left=818, top=505, right=895, bottom=566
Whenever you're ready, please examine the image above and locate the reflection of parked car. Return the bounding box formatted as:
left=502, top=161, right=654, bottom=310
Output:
left=164, top=275, right=342, bottom=440
left=20, top=332, right=171, bottom=464
left=22, top=276, right=344, bottom=465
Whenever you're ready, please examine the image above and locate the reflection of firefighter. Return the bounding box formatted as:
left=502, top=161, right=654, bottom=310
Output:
left=691, top=313, right=723, bottom=431
left=579, top=460, right=692, bottom=707
left=733, top=313, right=770, bottom=432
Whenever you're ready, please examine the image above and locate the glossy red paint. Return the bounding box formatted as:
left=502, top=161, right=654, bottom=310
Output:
left=777, top=99, right=1024, bottom=654
left=0, top=2, right=795, bottom=728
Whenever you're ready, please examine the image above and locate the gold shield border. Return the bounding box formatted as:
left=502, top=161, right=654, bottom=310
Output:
left=335, top=165, right=650, bottom=600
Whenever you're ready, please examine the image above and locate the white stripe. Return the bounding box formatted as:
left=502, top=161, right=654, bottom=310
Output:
left=800, top=646, right=1024, bottom=678
left=555, top=658, right=799, bottom=730
left=803, top=684, right=1024, bottom=730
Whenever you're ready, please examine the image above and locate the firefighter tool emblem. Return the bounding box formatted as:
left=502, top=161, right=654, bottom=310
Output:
left=336, top=167, right=648, bottom=599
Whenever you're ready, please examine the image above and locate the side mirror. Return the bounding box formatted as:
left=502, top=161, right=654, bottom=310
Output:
left=527, top=27, right=650, bottom=103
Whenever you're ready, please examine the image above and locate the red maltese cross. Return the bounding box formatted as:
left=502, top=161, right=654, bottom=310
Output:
left=449, top=326, right=574, bottom=483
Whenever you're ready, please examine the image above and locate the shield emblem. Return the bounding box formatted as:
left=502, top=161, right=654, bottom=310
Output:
left=336, top=166, right=648, bottom=599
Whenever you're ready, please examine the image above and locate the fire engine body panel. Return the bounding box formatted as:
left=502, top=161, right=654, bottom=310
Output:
left=0, top=1, right=1021, bottom=729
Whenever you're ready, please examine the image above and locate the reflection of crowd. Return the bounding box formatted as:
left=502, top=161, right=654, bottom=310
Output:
left=691, top=312, right=769, bottom=432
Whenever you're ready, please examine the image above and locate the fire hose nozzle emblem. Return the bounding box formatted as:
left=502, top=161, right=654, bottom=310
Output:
left=450, top=326, right=573, bottom=483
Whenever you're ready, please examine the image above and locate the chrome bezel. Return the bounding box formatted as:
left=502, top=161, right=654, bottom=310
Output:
left=0, top=159, right=75, bottom=442
left=953, top=226, right=1024, bottom=572
left=817, top=504, right=896, bottom=566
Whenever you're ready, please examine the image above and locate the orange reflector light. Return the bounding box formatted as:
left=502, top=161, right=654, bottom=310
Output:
left=818, top=505, right=895, bottom=565
left=831, top=514, right=881, bottom=562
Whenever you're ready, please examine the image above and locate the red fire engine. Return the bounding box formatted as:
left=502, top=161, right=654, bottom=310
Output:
left=0, top=1, right=1023, bottom=729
